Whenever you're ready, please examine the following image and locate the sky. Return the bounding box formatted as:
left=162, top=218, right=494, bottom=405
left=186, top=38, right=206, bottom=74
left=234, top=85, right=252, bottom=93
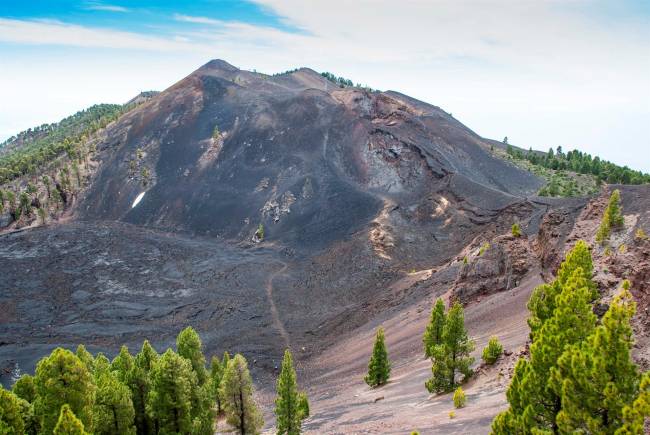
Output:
left=1, top=0, right=649, bottom=171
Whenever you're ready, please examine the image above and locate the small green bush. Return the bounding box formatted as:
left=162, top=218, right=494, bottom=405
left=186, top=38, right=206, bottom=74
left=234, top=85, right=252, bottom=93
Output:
left=453, top=387, right=466, bottom=408
left=297, top=391, right=309, bottom=420
left=479, top=242, right=490, bottom=256
left=635, top=228, right=647, bottom=241
left=482, top=336, right=504, bottom=365
left=256, top=223, right=264, bottom=240
left=511, top=223, right=522, bottom=237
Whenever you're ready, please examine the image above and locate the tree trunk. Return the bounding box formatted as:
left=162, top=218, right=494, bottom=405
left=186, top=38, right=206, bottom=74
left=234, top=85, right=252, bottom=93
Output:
left=239, top=388, right=245, bottom=434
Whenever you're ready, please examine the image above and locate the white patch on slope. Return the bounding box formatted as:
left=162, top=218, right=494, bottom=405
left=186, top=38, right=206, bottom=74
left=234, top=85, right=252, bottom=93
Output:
left=131, top=191, right=146, bottom=208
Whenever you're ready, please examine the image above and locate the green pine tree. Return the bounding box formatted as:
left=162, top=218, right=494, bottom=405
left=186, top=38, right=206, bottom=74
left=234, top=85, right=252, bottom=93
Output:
left=53, top=404, right=87, bottom=435
left=550, top=283, right=640, bottom=433
left=275, top=350, right=302, bottom=435
left=209, top=355, right=225, bottom=414
left=220, top=354, right=264, bottom=435
left=527, top=240, right=596, bottom=340
left=92, top=353, right=111, bottom=379
left=425, top=302, right=475, bottom=394
left=177, top=326, right=208, bottom=385
left=147, top=349, right=197, bottom=434
left=482, top=337, right=503, bottom=365
left=75, top=345, right=95, bottom=372
left=597, top=189, right=624, bottom=244
left=618, top=371, right=650, bottom=434
left=492, top=241, right=598, bottom=433
left=130, top=340, right=158, bottom=435
left=93, top=371, right=136, bottom=435
left=0, top=387, right=25, bottom=434
left=16, top=396, right=39, bottom=435
left=33, top=348, right=96, bottom=434
left=12, top=374, right=36, bottom=403
left=364, top=327, right=391, bottom=387
left=109, top=346, right=132, bottom=382
left=175, top=328, right=214, bottom=434
left=297, top=392, right=309, bottom=421
left=423, top=298, right=446, bottom=358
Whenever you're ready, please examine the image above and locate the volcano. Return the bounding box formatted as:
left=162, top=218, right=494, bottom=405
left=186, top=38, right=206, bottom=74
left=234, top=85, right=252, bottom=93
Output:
left=2, top=60, right=648, bottom=433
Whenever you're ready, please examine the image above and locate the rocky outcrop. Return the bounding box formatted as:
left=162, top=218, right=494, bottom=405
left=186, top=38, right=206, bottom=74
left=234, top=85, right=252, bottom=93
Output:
left=452, top=234, right=534, bottom=302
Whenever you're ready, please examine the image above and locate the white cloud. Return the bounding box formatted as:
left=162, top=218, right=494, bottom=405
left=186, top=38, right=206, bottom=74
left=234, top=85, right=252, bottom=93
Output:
left=0, top=18, right=200, bottom=51
left=173, top=14, right=223, bottom=26
left=84, top=3, right=129, bottom=13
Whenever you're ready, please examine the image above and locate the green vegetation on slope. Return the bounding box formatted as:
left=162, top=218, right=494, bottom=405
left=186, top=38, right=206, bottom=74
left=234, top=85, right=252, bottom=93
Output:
left=501, top=144, right=650, bottom=197
left=0, top=104, right=128, bottom=184
left=320, top=72, right=376, bottom=92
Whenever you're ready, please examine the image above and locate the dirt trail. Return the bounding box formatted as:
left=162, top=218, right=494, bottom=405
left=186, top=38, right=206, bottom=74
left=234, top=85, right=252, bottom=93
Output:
left=266, top=261, right=291, bottom=350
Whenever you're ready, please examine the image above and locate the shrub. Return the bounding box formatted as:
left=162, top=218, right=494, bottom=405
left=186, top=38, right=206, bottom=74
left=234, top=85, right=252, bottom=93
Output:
left=511, top=223, right=522, bottom=237
left=482, top=336, right=504, bottom=365
left=256, top=223, right=264, bottom=240
left=453, top=387, right=466, bottom=408
left=297, top=391, right=309, bottom=420
left=618, top=244, right=626, bottom=254
left=635, top=228, right=647, bottom=240
left=463, top=256, right=468, bottom=265
left=479, top=242, right=490, bottom=256
left=449, top=411, right=455, bottom=419
left=597, top=189, right=624, bottom=245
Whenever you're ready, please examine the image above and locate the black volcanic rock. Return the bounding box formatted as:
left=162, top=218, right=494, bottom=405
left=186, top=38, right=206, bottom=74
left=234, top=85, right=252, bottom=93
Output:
left=80, top=59, right=542, bottom=254
left=2, top=60, right=548, bottom=388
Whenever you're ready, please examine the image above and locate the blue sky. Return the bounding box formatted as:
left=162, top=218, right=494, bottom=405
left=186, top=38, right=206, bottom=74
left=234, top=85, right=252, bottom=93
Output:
left=1, top=1, right=649, bottom=172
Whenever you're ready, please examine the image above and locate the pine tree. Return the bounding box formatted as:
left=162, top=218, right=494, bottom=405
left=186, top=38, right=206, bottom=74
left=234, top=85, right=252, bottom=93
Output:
left=492, top=241, right=598, bottom=433
left=220, top=354, right=264, bottom=435
left=275, top=350, right=302, bottom=435
left=618, top=371, right=650, bottom=434
left=12, top=374, right=36, bottom=403
left=130, top=340, right=158, bottom=435
left=453, top=387, right=466, bottom=408
left=364, top=327, right=391, bottom=387
left=425, top=302, right=475, bottom=394
left=177, top=326, right=208, bottom=385
left=482, top=337, right=503, bottom=365
left=423, top=298, right=446, bottom=358
left=75, top=345, right=95, bottom=372
left=175, top=328, right=214, bottom=434
left=0, top=387, right=25, bottom=434
left=53, top=404, right=87, bottom=435
left=597, top=189, right=625, bottom=244
left=550, top=282, right=640, bottom=433
left=93, top=371, right=136, bottom=435
left=16, top=396, right=39, bottom=435
left=607, top=189, right=624, bottom=228
left=209, top=355, right=225, bottom=414
left=527, top=240, right=595, bottom=340
left=147, top=349, right=197, bottom=434
left=33, top=348, right=96, bottom=434
left=111, top=345, right=134, bottom=384
left=297, top=392, right=309, bottom=421
left=92, top=353, right=111, bottom=379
